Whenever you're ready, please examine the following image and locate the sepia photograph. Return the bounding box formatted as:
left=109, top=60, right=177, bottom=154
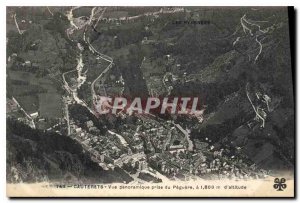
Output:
left=4, top=3, right=296, bottom=198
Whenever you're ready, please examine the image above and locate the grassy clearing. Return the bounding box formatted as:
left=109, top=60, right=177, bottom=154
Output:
left=7, top=70, right=63, bottom=118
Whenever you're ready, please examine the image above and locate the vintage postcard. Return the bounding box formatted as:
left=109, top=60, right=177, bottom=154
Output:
left=6, top=6, right=295, bottom=197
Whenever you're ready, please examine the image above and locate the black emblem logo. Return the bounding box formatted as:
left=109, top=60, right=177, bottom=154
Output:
left=273, top=178, right=287, bottom=191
